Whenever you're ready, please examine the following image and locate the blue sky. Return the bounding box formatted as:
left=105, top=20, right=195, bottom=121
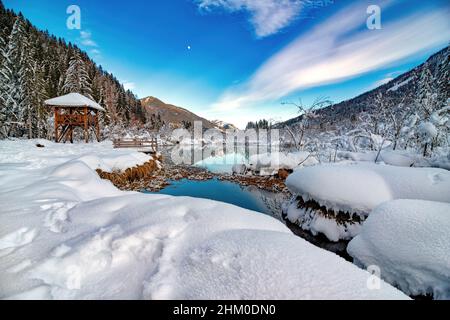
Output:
left=4, top=0, right=450, bottom=128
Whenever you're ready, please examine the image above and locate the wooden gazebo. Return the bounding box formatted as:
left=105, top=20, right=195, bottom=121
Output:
left=45, top=93, right=105, bottom=143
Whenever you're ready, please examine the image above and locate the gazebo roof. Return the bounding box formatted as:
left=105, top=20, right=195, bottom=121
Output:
left=45, top=93, right=105, bottom=112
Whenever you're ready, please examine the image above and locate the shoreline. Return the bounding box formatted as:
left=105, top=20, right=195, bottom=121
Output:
left=96, top=157, right=291, bottom=195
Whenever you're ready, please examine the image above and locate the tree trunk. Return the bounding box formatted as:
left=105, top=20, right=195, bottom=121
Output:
left=28, top=112, right=32, bottom=140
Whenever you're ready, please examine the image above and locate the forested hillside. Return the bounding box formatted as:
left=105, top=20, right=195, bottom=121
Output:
left=0, top=2, right=146, bottom=139
left=277, top=46, right=449, bottom=157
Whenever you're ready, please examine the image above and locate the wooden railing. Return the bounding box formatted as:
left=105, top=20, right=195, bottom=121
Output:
left=56, top=114, right=97, bottom=126
left=113, top=138, right=158, bottom=152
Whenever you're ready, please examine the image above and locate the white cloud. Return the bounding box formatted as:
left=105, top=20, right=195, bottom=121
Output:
left=89, top=49, right=101, bottom=58
left=196, top=0, right=311, bottom=37
left=212, top=1, right=450, bottom=111
left=371, top=77, right=394, bottom=89
left=123, top=81, right=135, bottom=91
left=80, top=30, right=98, bottom=47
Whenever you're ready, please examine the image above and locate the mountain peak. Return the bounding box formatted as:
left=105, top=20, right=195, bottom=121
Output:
left=140, top=96, right=216, bottom=129
left=141, top=96, right=165, bottom=106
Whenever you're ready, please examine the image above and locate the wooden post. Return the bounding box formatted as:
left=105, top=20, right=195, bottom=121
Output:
left=95, top=110, right=100, bottom=142
left=54, top=107, right=59, bottom=143
left=84, top=106, right=88, bottom=143
left=69, top=108, right=73, bottom=143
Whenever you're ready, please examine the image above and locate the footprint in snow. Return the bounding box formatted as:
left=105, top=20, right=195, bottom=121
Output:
left=0, top=227, right=38, bottom=257
left=429, top=173, right=444, bottom=185
left=42, top=202, right=75, bottom=233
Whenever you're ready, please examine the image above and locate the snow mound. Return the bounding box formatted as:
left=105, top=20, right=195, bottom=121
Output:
left=286, top=163, right=450, bottom=216
left=347, top=200, right=450, bottom=300
left=153, top=229, right=407, bottom=300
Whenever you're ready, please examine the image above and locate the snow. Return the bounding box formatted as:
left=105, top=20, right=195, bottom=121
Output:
left=337, top=150, right=423, bottom=167
left=0, top=139, right=409, bottom=300
left=286, top=162, right=450, bottom=216
left=418, top=121, right=438, bottom=142
left=283, top=200, right=362, bottom=242
left=248, top=151, right=318, bottom=175
left=347, top=200, right=450, bottom=300
left=284, top=162, right=450, bottom=242
left=387, top=76, right=413, bottom=92
left=45, top=93, right=105, bottom=112
left=0, top=139, right=150, bottom=171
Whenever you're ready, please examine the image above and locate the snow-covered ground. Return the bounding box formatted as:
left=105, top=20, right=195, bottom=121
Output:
left=348, top=200, right=450, bottom=300
left=0, top=139, right=409, bottom=300
left=337, top=149, right=450, bottom=170
left=337, top=150, right=421, bottom=167
left=285, top=162, right=450, bottom=241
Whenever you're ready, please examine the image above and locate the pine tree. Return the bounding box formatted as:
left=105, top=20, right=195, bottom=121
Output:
left=0, top=16, right=27, bottom=137
left=416, top=64, right=437, bottom=119
left=416, top=64, right=439, bottom=156
left=436, top=47, right=449, bottom=103
left=0, top=28, right=7, bottom=137
left=0, top=7, right=151, bottom=139
left=62, top=50, right=93, bottom=99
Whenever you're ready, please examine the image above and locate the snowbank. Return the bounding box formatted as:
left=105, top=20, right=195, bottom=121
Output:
left=286, top=162, right=450, bottom=216
left=0, top=139, right=408, bottom=299
left=348, top=200, right=450, bottom=300
left=283, top=200, right=362, bottom=242
left=284, top=162, right=450, bottom=241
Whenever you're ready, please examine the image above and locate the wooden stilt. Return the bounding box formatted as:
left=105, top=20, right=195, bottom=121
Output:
left=84, top=106, right=88, bottom=143
left=50, top=103, right=103, bottom=143
left=54, top=107, right=59, bottom=142
left=69, top=108, right=73, bottom=143
left=95, top=110, right=100, bottom=142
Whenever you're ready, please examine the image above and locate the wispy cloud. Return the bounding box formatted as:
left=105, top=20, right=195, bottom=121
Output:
left=123, top=81, right=135, bottom=91
left=79, top=30, right=101, bottom=58
left=195, top=0, right=317, bottom=38
left=80, top=30, right=98, bottom=47
left=212, top=1, right=450, bottom=111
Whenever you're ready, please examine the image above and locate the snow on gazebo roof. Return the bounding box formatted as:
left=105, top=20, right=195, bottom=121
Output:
left=45, top=93, right=105, bottom=112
